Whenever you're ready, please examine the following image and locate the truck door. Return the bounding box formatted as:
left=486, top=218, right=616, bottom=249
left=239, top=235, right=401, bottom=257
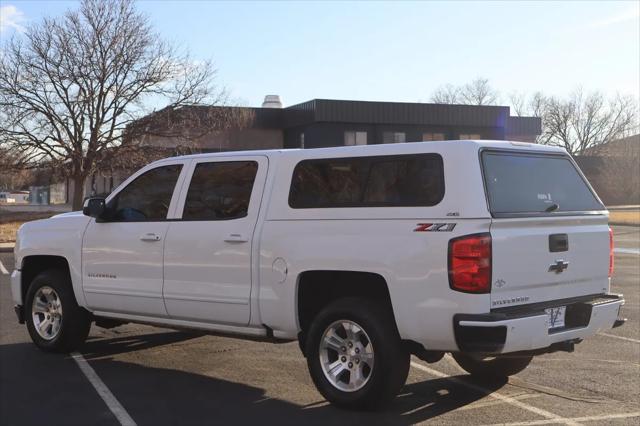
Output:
left=163, top=156, right=268, bottom=325
left=82, top=161, right=188, bottom=316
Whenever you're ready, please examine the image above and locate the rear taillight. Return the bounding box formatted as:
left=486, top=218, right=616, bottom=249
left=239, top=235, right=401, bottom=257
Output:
left=448, top=233, right=492, bottom=293
left=609, top=227, right=614, bottom=277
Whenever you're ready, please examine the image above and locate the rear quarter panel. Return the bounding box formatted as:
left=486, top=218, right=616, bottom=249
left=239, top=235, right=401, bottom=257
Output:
left=259, top=218, right=491, bottom=350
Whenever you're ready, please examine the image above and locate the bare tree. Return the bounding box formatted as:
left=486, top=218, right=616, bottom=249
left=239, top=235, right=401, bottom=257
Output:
left=0, top=147, right=32, bottom=191
left=597, top=136, right=640, bottom=204
left=430, top=83, right=461, bottom=104
left=0, top=0, right=227, bottom=209
left=508, top=91, right=526, bottom=116
left=535, top=90, right=637, bottom=155
left=527, top=91, right=548, bottom=118
left=430, top=78, right=498, bottom=106
left=459, top=78, right=499, bottom=106
left=126, top=104, right=255, bottom=152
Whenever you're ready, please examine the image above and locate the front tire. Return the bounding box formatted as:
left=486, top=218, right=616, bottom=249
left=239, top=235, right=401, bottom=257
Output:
left=25, top=269, right=92, bottom=353
left=452, top=352, right=533, bottom=379
left=305, top=298, right=409, bottom=410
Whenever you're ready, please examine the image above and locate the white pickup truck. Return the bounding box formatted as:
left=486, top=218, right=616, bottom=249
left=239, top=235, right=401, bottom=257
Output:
left=11, top=140, right=625, bottom=409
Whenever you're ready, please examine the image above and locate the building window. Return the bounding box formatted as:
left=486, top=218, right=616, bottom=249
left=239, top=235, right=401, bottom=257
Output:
left=459, top=134, right=482, bottom=140
left=344, top=131, right=367, bottom=146
left=422, top=133, right=446, bottom=141
left=383, top=132, right=406, bottom=144
left=300, top=133, right=305, bottom=148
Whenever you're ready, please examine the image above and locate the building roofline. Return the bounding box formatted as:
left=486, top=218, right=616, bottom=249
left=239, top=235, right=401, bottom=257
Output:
left=286, top=98, right=510, bottom=110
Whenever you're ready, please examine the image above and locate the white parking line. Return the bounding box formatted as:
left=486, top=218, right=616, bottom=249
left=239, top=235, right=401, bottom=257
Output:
left=410, top=361, right=580, bottom=426
left=598, top=332, right=640, bottom=344
left=457, top=393, right=543, bottom=411
left=0, top=260, right=9, bottom=275
left=71, top=352, right=136, bottom=426
left=486, top=411, right=640, bottom=425
left=614, top=247, right=640, bottom=255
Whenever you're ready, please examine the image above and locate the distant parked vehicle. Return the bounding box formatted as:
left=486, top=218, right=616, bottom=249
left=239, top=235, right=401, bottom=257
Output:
left=11, top=140, right=625, bottom=409
left=0, top=191, right=30, bottom=204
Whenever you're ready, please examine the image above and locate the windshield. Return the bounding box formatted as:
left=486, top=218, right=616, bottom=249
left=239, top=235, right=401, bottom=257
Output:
left=482, top=151, right=604, bottom=216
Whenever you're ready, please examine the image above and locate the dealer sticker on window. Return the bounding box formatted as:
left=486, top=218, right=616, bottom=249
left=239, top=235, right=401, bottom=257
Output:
left=545, top=306, right=566, bottom=330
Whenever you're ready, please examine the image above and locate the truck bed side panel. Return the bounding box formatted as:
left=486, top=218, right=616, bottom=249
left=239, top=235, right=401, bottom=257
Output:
left=259, top=218, right=491, bottom=350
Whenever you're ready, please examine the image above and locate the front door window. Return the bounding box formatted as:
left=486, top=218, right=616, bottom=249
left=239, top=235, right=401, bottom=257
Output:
left=107, top=164, right=182, bottom=221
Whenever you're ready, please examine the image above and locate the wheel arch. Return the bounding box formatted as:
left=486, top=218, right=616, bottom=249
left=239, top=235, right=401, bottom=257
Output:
left=21, top=255, right=72, bottom=304
left=295, top=270, right=399, bottom=352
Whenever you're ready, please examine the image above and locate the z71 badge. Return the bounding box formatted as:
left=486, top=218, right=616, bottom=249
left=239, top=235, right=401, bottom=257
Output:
left=413, top=223, right=456, bottom=232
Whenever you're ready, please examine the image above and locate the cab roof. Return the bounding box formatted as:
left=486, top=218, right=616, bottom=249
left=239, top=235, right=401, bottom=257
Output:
left=154, top=140, right=566, bottom=165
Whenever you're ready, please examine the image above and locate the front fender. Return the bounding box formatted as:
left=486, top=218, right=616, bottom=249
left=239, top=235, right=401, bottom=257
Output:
left=16, top=213, right=90, bottom=308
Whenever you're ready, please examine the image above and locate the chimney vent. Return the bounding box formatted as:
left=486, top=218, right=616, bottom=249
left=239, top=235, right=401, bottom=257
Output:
left=262, top=95, right=282, bottom=108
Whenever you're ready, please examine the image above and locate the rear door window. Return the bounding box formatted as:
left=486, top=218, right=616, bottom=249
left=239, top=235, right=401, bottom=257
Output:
left=182, top=161, right=258, bottom=220
left=289, top=154, right=444, bottom=208
left=482, top=151, right=604, bottom=216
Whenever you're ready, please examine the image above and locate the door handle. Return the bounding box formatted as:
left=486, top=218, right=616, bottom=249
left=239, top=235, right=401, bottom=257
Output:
left=140, top=233, right=161, bottom=242
left=224, top=233, right=248, bottom=243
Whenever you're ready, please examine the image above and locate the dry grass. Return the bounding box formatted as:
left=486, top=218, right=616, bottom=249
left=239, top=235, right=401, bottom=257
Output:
left=609, top=210, right=640, bottom=226
left=0, top=211, right=58, bottom=243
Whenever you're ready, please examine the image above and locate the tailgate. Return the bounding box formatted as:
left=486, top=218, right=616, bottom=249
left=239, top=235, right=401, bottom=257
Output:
left=490, top=216, right=610, bottom=307
left=481, top=149, right=609, bottom=308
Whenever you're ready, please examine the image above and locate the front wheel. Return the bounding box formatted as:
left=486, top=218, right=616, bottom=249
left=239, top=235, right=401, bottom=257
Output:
left=305, top=298, right=409, bottom=410
left=452, top=352, right=533, bottom=379
left=25, top=269, right=92, bottom=353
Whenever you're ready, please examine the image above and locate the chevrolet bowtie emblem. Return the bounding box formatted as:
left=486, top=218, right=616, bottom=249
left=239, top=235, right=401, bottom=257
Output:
left=548, top=260, right=569, bottom=274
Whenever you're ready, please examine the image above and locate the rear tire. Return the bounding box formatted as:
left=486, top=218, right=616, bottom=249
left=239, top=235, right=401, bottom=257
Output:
left=452, top=352, right=533, bottom=379
left=25, top=269, right=92, bottom=353
left=305, top=297, right=409, bottom=410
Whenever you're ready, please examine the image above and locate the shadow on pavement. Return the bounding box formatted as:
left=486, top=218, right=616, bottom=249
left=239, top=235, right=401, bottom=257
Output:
left=82, top=330, right=204, bottom=360
left=1, top=331, right=507, bottom=425
left=0, top=342, right=118, bottom=426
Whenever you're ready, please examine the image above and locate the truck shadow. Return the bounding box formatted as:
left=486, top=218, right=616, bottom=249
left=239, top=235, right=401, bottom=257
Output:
left=82, top=329, right=205, bottom=359
left=1, top=331, right=507, bottom=426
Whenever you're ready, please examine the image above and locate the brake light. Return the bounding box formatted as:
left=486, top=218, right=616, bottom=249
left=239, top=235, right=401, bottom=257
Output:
left=448, top=233, right=492, bottom=293
left=609, top=227, right=614, bottom=277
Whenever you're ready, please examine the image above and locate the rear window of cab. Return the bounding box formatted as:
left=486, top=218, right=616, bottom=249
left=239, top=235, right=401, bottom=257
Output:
left=288, top=153, right=445, bottom=208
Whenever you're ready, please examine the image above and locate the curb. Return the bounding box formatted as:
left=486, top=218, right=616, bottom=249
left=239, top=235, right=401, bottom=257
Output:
left=608, top=206, right=640, bottom=211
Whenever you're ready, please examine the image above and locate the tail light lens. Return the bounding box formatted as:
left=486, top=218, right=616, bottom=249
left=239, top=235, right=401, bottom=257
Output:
left=448, top=233, right=492, bottom=293
left=609, top=227, right=614, bottom=277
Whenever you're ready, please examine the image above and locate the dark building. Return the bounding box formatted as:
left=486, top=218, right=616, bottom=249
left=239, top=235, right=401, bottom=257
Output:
left=136, top=97, right=542, bottom=153
left=281, top=98, right=541, bottom=148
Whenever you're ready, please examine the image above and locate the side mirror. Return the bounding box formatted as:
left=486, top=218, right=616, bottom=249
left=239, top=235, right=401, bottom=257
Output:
left=83, top=197, right=106, bottom=218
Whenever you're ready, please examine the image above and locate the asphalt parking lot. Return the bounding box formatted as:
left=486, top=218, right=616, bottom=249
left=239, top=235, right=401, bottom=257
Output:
left=0, top=226, right=638, bottom=426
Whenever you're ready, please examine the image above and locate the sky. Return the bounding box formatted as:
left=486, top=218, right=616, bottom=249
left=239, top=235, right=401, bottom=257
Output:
left=1, top=0, right=638, bottom=109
